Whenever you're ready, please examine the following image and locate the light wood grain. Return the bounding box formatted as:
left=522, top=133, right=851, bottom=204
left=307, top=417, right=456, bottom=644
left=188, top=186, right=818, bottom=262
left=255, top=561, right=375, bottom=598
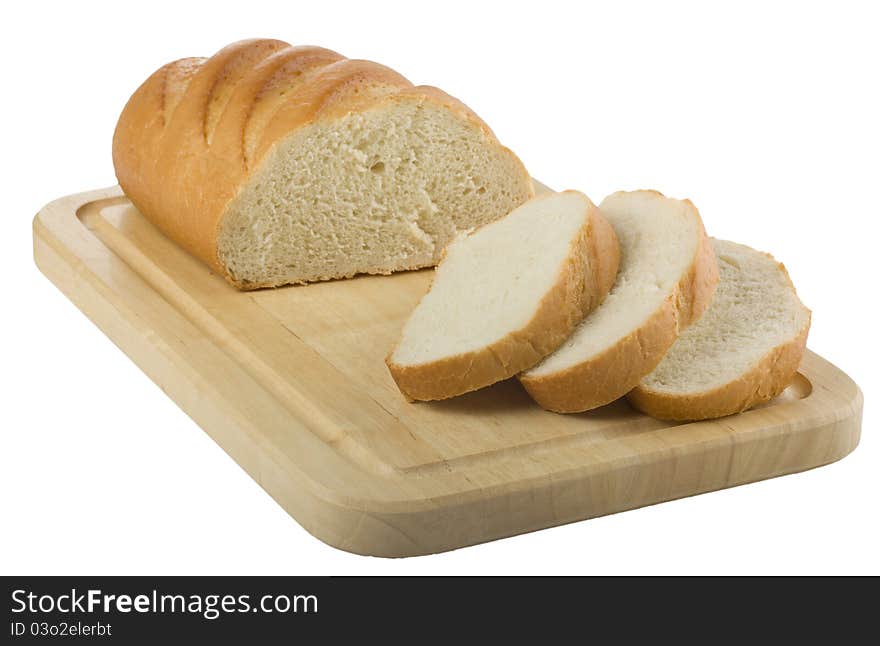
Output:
left=33, top=187, right=863, bottom=557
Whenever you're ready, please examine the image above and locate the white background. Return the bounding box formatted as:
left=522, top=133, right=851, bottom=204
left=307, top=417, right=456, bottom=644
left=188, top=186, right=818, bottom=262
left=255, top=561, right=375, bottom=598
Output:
left=2, top=0, right=877, bottom=575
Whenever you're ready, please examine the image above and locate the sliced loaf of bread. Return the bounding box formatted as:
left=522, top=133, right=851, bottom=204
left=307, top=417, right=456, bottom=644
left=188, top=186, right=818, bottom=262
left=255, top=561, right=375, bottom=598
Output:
left=113, top=39, right=534, bottom=289
left=628, top=239, right=811, bottom=421
left=386, top=191, right=620, bottom=401
left=519, top=190, right=719, bottom=413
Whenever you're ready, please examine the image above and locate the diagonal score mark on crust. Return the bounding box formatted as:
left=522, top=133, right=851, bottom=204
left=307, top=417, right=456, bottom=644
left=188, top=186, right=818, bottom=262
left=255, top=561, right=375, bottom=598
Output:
left=242, top=59, right=413, bottom=170
left=160, top=57, right=206, bottom=128
left=238, top=46, right=346, bottom=171
left=202, top=40, right=289, bottom=146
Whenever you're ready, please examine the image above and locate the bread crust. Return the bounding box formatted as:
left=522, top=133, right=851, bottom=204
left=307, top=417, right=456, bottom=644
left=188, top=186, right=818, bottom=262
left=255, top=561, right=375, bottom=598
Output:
left=519, top=190, right=719, bottom=413
left=627, top=320, right=810, bottom=421
left=112, top=39, right=533, bottom=289
left=386, top=192, right=620, bottom=401
left=627, top=257, right=811, bottom=421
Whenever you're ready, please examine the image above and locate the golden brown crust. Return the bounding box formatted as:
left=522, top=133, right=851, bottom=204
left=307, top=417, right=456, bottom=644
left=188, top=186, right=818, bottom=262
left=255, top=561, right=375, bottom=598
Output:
left=674, top=206, right=720, bottom=329
left=113, top=39, right=530, bottom=289
left=520, top=300, right=679, bottom=413
left=161, top=58, right=208, bottom=127
left=386, top=193, right=620, bottom=401
left=583, top=197, right=622, bottom=311
left=113, top=40, right=291, bottom=275
left=626, top=319, right=811, bottom=421
left=627, top=252, right=811, bottom=421
left=518, top=191, right=720, bottom=413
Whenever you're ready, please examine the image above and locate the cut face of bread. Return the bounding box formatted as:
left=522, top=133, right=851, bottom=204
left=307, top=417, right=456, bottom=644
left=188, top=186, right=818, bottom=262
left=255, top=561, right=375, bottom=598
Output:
left=520, top=190, right=719, bottom=413
left=387, top=191, right=620, bottom=401
left=219, top=97, right=532, bottom=287
left=628, top=239, right=811, bottom=421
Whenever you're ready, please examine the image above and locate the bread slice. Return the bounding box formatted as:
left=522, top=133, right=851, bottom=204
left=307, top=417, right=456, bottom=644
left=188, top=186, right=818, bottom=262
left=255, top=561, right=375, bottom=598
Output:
left=519, top=190, right=719, bottom=413
left=112, top=40, right=534, bottom=289
left=387, top=191, right=620, bottom=401
left=628, top=239, right=811, bottom=421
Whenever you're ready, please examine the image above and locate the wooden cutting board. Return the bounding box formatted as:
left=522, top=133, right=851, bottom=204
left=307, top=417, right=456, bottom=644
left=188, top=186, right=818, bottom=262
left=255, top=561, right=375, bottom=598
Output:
left=33, top=186, right=863, bottom=557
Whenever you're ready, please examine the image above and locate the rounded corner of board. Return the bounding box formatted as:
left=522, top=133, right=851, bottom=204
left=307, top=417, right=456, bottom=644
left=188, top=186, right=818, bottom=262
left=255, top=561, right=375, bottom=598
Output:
left=34, top=185, right=125, bottom=228
left=296, top=496, right=443, bottom=559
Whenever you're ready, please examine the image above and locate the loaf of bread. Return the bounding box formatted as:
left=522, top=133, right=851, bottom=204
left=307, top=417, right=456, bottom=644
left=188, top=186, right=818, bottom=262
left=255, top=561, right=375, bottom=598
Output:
left=112, top=39, right=534, bottom=289
left=520, top=190, right=718, bottom=412
left=628, top=239, right=811, bottom=421
left=387, top=191, right=620, bottom=401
